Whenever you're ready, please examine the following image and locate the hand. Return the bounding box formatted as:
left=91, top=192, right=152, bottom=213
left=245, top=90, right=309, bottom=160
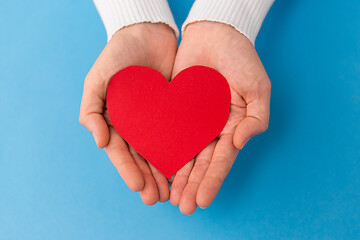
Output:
left=79, top=23, right=177, bottom=205
left=169, top=21, right=271, bottom=215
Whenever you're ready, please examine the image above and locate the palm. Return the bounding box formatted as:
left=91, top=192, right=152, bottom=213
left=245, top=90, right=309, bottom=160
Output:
left=169, top=21, right=271, bottom=215
left=80, top=23, right=178, bottom=205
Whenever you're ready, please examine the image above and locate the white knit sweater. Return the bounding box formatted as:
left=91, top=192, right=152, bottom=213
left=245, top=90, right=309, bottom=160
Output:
left=93, top=0, right=274, bottom=44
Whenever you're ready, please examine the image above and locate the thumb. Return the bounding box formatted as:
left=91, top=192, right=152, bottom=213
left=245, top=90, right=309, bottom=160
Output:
left=233, top=116, right=269, bottom=150
left=79, top=73, right=110, bottom=148
left=233, top=96, right=270, bottom=149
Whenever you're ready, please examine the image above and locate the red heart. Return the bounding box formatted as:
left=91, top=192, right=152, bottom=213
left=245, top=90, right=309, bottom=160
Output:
left=106, top=66, right=230, bottom=178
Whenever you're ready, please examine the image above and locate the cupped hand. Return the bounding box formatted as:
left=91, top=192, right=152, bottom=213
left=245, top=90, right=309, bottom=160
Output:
left=169, top=21, right=271, bottom=215
left=79, top=23, right=177, bottom=205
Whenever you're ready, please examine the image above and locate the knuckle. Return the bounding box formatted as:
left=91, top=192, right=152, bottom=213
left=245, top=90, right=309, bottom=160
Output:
left=84, top=73, right=108, bottom=98
left=206, top=173, right=225, bottom=185
left=78, top=114, right=86, bottom=126
left=212, top=155, right=232, bottom=168
left=174, top=172, right=190, bottom=180
left=106, top=143, right=129, bottom=156
left=170, top=181, right=183, bottom=190
left=84, top=70, right=96, bottom=83
left=260, top=122, right=269, bottom=133
left=261, top=79, right=271, bottom=92
left=187, top=177, right=201, bottom=186
left=194, top=157, right=211, bottom=168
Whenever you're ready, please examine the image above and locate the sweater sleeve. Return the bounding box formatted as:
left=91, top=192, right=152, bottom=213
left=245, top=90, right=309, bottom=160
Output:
left=93, top=0, right=179, bottom=41
left=182, top=0, right=274, bottom=44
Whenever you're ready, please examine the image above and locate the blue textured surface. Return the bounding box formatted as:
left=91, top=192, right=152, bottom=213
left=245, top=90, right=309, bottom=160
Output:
left=0, top=0, right=359, bottom=239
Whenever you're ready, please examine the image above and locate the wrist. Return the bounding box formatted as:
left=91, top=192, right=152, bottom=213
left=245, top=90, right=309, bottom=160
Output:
left=183, top=21, right=252, bottom=48
left=112, top=22, right=177, bottom=42
left=182, top=0, right=274, bottom=44
left=94, top=0, right=179, bottom=41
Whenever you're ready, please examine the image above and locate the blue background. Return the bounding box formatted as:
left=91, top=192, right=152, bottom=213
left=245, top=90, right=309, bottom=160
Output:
left=0, top=0, right=359, bottom=239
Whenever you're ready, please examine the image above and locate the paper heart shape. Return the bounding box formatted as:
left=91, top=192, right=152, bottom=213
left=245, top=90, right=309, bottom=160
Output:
left=106, top=66, right=230, bottom=178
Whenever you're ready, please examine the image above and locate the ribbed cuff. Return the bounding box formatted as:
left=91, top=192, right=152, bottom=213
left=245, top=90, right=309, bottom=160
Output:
left=182, top=0, right=274, bottom=44
left=93, top=0, right=179, bottom=41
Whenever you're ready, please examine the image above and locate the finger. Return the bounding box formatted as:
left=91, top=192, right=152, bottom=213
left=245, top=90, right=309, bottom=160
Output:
left=171, top=37, right=202, bottom=78
left=233, top=83, right=271, bottom=149
left=148, top=163, right=170, bottom=203
left=105, top=127, right=144, bottom=192
left=129, top=147, right=159, bottom=205
left=196, top=134, right=238, bottom=209
left=179, top=140, right=217, bottom=215
left=79, top=72, right=109, bottom=148
left=169, top=159, right=194, bottom=206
